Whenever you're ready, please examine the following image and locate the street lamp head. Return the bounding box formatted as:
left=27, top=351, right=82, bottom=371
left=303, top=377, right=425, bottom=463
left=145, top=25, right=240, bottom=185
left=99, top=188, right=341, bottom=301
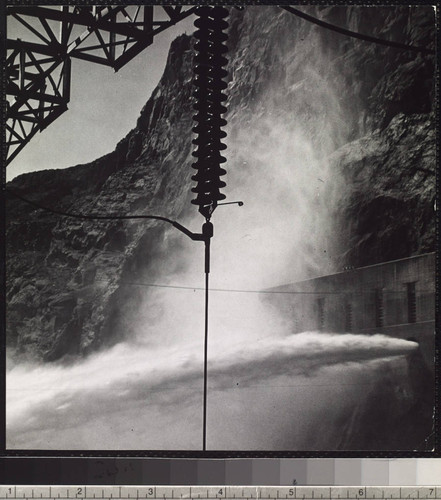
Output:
left=217, top=200, right=244, bottom=207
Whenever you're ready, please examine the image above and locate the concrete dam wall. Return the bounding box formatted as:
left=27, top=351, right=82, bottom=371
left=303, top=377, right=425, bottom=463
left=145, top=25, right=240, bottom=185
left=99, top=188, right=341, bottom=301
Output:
left=266, top=252, right=435, bottom=371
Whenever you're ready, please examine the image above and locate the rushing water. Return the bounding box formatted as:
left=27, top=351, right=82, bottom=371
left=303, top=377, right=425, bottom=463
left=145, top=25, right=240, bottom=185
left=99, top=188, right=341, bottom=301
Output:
left=7, top=287, right=421, bottom=450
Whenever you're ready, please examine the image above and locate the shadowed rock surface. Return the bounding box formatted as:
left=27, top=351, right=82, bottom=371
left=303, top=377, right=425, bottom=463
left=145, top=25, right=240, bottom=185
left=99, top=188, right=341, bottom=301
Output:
left=6, top=6, right=435, bottom=362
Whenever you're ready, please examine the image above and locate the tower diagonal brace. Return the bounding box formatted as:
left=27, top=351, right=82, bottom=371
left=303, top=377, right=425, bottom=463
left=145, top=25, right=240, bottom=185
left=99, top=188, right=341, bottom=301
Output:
left=5, top=5, right=196, bottom=166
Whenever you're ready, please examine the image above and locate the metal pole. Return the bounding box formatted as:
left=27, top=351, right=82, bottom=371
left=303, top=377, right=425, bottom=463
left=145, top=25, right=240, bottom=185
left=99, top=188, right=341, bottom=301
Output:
left=203, top=250, right=209, bottom=450
left=202, top=221, right=212, bottom=451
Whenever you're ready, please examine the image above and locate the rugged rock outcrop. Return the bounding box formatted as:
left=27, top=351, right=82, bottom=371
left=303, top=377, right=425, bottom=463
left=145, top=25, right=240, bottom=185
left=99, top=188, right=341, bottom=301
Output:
left=6, top=6, right=435, bottom=361
left=7, top=34, right=195, bottom=360
left=332, top=112, right=435, bottom=267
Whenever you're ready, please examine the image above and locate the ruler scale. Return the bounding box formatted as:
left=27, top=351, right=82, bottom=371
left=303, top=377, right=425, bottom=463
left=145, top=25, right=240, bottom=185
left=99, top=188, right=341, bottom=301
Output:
left=1, top=488, right=441, bottom=499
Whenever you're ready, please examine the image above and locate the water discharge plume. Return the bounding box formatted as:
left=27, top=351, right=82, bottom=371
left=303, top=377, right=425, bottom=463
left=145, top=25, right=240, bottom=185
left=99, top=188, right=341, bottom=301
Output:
left=7, top=330, right=418, bottom=449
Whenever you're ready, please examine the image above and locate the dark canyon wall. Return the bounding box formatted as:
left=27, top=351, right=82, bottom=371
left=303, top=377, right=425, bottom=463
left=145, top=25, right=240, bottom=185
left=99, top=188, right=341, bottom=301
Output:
left=6, top=6, right=436, bottom=361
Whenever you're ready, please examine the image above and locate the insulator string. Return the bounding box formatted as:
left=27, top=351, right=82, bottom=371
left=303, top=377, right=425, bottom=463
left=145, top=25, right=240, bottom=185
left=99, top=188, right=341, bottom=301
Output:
left=191, top=6, right=229, bottom=221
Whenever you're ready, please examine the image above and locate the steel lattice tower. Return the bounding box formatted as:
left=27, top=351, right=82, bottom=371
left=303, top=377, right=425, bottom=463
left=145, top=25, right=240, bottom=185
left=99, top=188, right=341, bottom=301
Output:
left=5, top=5, right=195, bottom=165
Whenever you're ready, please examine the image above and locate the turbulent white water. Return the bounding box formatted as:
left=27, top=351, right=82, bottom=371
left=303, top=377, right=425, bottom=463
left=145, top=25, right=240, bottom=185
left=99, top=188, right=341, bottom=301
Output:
left=7, top=269, right=419, bottom=450
left=7, top=308, right=417, bottom=450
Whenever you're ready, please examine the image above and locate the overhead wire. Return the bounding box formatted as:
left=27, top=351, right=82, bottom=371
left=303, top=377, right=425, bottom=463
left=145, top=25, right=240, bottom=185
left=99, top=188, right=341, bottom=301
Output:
left=281, top=6, right=435, bottom=56
left=6, top=266, right=423, bottom=295
left=108, top=280, right=417, bottom=296
left=6, top=190, right=431, bottom=296
left=5, top=188, right=173, bottom=224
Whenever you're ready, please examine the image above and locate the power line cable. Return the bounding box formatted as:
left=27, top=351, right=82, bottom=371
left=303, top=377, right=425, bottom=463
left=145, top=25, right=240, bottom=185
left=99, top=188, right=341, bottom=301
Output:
left=282, top=6, right=435, bottom=55
left=6, top=188, right=204, bottom=241
left=6, top=275, right=426, bottom=296
left=77, top=278, right=427, bottom=296
left=6, top=191, right=434, bottom=295
left=6, top=188, right=173, bottom=224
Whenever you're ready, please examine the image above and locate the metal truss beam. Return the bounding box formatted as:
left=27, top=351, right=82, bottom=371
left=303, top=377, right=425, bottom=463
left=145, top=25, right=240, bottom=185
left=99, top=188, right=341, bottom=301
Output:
left=5, top=5, right=196, bottom=166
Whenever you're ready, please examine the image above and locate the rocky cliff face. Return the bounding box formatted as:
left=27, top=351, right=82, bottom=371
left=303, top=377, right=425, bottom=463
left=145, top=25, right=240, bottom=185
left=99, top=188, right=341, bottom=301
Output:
left=7, top=34, right=195, bottom=361
left=6, top=6, right=435, bottom=361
